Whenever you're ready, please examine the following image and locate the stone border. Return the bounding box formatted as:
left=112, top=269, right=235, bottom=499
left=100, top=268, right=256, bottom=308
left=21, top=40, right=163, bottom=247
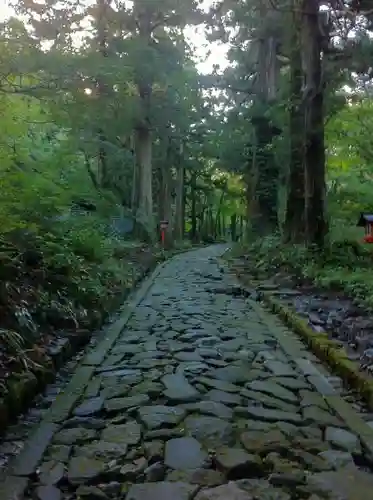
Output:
left=0, top=256, right=169, bottom=498
left=261, top=292, right=373, bottom=412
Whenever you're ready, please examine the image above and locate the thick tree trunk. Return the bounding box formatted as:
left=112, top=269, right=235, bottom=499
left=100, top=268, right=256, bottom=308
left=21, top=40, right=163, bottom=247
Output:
left=174, top=144, right=185, bottom=241
left=134, top=125, right=153, bottom=239
left=302, top=0, right=328, bottom=248
left=250, top=8, right=280, bottom=234
left=230, top=214, right=237, bottom=242
left=159, top=149, right=173, bottom=249
left=190, top=171, right=197, bottom=241
left=283, top=8, right=306, bottom=243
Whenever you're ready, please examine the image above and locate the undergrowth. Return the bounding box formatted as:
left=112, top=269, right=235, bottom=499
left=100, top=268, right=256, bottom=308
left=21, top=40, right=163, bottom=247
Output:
left=233, top=228, right=373, bottom=309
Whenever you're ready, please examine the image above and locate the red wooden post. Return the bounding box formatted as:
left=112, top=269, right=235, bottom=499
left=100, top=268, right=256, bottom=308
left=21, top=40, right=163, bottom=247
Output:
left=160, top=220, right=169, bottom=247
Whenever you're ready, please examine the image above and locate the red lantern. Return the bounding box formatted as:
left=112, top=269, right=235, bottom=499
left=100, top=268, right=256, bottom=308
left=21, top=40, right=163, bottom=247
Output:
left=357, top=213, right=373, bottom=244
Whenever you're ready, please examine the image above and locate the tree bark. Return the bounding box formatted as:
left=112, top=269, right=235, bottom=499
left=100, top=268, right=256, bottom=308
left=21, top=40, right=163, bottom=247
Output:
left=174, top=144, right=185, bottom=241
left=190, top=171, right=197, bottom=241
left=283, top=4, right=306, bottom=243
left=302, top=0, right=328, bottom=248
left=134, top=124, right=153, bottom=239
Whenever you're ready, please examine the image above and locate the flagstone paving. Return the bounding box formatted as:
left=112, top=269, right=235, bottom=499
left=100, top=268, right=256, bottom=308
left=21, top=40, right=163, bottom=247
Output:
left=1, top=245, right=373, bottom=499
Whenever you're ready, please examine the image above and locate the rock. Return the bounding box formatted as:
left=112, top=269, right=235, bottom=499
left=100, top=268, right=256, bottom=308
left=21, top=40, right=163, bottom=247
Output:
left=264, top=361, right=297, bottom=377
left=247, top=380, right=298, bottom=404
left=46, top=445, right=71, bottom=463
left=101, top=421, right=141, bottom=446
left=165, top=437, right=208, bottom=469
left=325, top=427, right=360, bottom=453
left=318, top=450, right=354, bottom=470
left=104, top=394, right=149, bottom=413
left=272, top=376, right=309, bottom=391
left=205, top=389, right=241, bottom=406
left=162, top=373, right=200, bottom=402
left=269, top=471, right=306, bottom=488
left=76, top=485, right=109, bottom=499
left=53, top=428, right=97, bottom=445
left=302, top=406, right=343, bottom=427
left=36, top=485, right=61, bottom=500
left=167, top=468, right=224, bottom=486
left=197, top=376, right=240, bottom=393
left=101, top=384, right=130, bottom=399
left=126, top=481, right=199, bottom=500
left=179, top=401, right=233, bottom=420
left=299, top=390, right=328, bottom=410
left=63, top=416, right=106, bottom=430
left=77, top=441, right=128, bottom=460
left=120, top=457, right=147, bottom=480
left=145, top=462, right=166, bottom=482
left=174, top=351, right=203, bottom=362
left=291, top=450, right=331, bottom=472
left=214, top=446, right=263, bottom=479
left=74, top=397, right=104, bottom=417
left=244, top=406, right=302, bottom=424
left=236, top=478, right=291, bottom=499
left=194, top=482, right=251, bottom=500
left=67, top=456, right=106, bottom=485
left=139, top=405, right=186, bottom=429
left=144, top=440, right=164, bottom=463
left=130, top=381, right=164, bottom=398
left=184, top=415, right=234, bottom=446
left=307, top=464, right=373, bottom=499
left=210, top=365, right=249, bottom=384
left=241, top=429, right=289, bottom=455
left=240, top=389, right=298, bottom=413
left=145, top=428, right=184, bottom=440
left=38, top=460, right=65, bottom=485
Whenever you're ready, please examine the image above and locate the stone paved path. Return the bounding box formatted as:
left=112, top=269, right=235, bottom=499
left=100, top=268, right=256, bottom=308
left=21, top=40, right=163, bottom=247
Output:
left=3, top=245, right=373, bottom=499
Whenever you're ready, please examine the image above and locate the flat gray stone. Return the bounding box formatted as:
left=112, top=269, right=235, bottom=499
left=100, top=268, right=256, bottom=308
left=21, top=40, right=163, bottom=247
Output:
left=194, top=482, right=250, bottom=500
left=39, top=460, right=64, bottom=485
left=197, top=377, right=240, bottom=393
left=174, top=351, right=203, bottom=362
left=272, top=376, right=309, bottom=391
left=67, top=456, right=106, bottom=485
left=209, top=365, right=249, bottom=384
left=245, top=406, right=302, bottom=424
left=214, top=447, right=261, bottom=477
left=308, top=375, right=336, bottom=395
left=318, top=450, right=354, bottom=470
left=264, top=360, right=297, bottom=377
left=206, top=389, right=241, bottom=406
left=165, top=437, right=208, bottom=469
left=325, top=427, right=360, bottom=453
left=74, top=397, right=104, bottom=417
left=247, top=380, right=298, bottom=404
left=240, top=389, right=298, bottom=413
left=139, top=405, right=186, bottom=429
left=77, top=441, right=128, bottom=460
left=101, top=421, right=141, bottom=445
left=104, top=394, right=149, bottom=413
left=126, top=481, right=198, bottom=500
left=53, top=428, right=97, bottom=445
left=179, top=401, right=233, bottom=420
left=162, top=373, right=200, bottom=402
left=36, top=485, right=61, bottom=500
left=184, top=415, right=234, bottom=446
left=10, top=423, right=58, bottom=476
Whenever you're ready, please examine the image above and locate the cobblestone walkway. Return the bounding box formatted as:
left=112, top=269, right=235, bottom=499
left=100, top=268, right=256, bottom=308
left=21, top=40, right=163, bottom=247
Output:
left=3, top=245, right=373, bottom=499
